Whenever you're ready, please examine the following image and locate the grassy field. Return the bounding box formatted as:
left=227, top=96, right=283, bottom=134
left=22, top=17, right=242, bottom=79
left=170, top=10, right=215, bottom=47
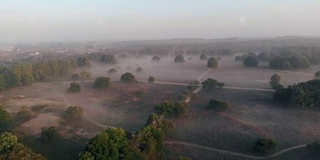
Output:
left=166, top=88, right=320, bottom=159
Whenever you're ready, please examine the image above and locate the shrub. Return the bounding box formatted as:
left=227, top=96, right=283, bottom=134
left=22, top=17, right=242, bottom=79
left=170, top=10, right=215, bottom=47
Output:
left=41, top=126, right=59, bottom=143
left=253, top=138, right=277, bottom=154
left=65, top=106, right=83, bottom=119
left=174, top=55, right=185, bottom=63
left=148, top=76, right=155, bottom=83
left=0, top=106, right=12, bottom=127
left=202, top=78, right=224, bottom=89
left=68, top=82, right=81, bottom=92
left=151, top=56, right=161, bottom=62
left=136, top=67, right=144, bottom=73
left=107, top=68, right=117, bottom=74
left=207, top=99, right=230, bottom=111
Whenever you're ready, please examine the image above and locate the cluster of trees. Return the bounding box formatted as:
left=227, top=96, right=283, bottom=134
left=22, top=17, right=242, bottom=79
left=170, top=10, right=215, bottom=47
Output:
left=273, top=79, right=320, bottom=108
left=207, top=99, right=230, bottom=111
left=207, top=57, right=219, bottom=68
left=0, top=132, right=46, bottom=159
left=155, top=101, right=189, bottom=117
left=243, top=56, right=259, bottom=67
left=269, top=74, right=283, bottom=90
left=0, top=60, right=78, bottom=91
left=269, top=56, right=309, bottom=70
left=253, top=138, right=277, bottom=154
left=202, top=78, right=224, bottom=89
left=235, top=52, right=270, bottom=62
left=78, top=113, right=174, bottom=160
left=76, top=57, right=91, bottom=67
left=100, top=54, right=117, bottom=64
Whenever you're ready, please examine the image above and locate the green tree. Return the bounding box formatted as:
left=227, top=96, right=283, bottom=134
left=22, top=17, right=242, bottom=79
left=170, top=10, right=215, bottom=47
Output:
left=101, top=54, right=117, bottom=64
left=207, top=57, right=219, bottom=68
left=68, top=82, right=81, bottom=93
left=306, top=141, right=320, bottom=155
left=41, top=126, right=59, bottom=143
left=270, top=74, right=283, bottom=90
left=65, top=106, right=83, bottom=119
left=79, top=128, right=144, bottom=160
left=151, top=56, right=161, bottom=62
left=107, top=68, right=117, bottom=74
left=243, top=56, right=259, bottom=67
left=121, top=73, right=137, bottom=83
left=253, top=138, right=277, bottom=154
left=174, top=55, right=185, bottom=63
left=0, top=106, right=12, bottom=128
left=148, top=76, right=155, bottom=83
left=93, top=76, right=111, bottom=89
left=315, top=71, right=320, bottom=79
left=0, top=132, right=46, bottom=160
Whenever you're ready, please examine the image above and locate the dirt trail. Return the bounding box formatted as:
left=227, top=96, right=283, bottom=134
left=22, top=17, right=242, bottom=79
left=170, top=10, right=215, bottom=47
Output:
left=164, top=141, right=306, bottom=159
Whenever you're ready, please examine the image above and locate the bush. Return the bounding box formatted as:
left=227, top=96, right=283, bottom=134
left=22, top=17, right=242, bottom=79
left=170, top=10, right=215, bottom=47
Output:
left=155, top=101, right=188, bottom=116
left=243, top=56, right=259, bottom=67
left=148, top=76, right=155, bottom=83
left=68, top=82, right=81, bottom=92
left=0, top=106, right=12, bottom=127
left=41, top=126, right=59, bottom=143
left=174, top=55, right=185, bottom=63
left=16, top=110, right=32, bottom=119
left=121, top=73, right=137, bottom=83
left=207, top=99, right=230, bottom=111
left=93, top=76, right=111, bottom=89
left=253, top=138, right=276, bottom=154
left=202, top=78, right=224, bottom=89
left=65, top=106, right=83, bottom=119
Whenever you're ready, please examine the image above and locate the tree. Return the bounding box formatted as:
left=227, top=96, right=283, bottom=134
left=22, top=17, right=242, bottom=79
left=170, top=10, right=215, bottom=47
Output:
left=68, top=82, right=81, bottom=93
left=107, top=68, right=117, bottom=74
left=253, top=138, right=277, bottom=154
left=174, top=55, right=185, bottom=63
left=306, top=141, right=320, bottom=155
left=101, top=54, right=117, bottom=64
left=200, top=54, right=207, bottom=60
left=269, top=57, right=292, bottom=70
left=65, top=106, right=83, bottom=119
left=151, top=56, right=161, bottom=62
left=93, top=76, right=111, bottom=89
left=41, top=126, right=59, bottom=143
left=315, top=71, right=320, bottom=79
left=0, top=105, right=12, bottom=128
left=71, top=74, right=80, bottom=80
left=77, top=57, right=91, bottom=67
left=79, top=128, right=144, bottom=160
left=121, top=73, right=137, bottom=83
left=202, top=78, right=224, bottom=89
left=243, top=56, right=259, bottom=67
left=207, top=57, right=219, bottom=68
left=136, top=67, right=144, bottom=73
left=208, top=99, right=230, bottom=111
left=0, top=132, right=46, bottom=160
left=148, top=76, right=155, bottom=83
left=270, top=74, right=283, bottom=90
left=155, top=101, right=188, bottom=116
left=80, top=71, right=92, bottom=81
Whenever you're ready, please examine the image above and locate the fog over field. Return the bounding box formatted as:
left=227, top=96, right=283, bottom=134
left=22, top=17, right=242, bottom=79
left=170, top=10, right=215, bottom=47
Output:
left=1, top=1, right=320, bottom=160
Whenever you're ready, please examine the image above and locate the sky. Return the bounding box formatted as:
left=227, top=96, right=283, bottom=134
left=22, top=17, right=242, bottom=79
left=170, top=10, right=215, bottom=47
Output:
left=0, top=0, right=320, bottom=42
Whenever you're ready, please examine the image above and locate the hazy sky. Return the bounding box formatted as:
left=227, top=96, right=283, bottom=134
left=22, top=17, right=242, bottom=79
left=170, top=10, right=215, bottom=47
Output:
left=1, top=0, right=320, bottom=42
